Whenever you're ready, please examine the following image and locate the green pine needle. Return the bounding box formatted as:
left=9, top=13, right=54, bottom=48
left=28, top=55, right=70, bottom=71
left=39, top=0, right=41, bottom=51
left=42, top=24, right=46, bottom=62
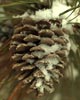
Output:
left=59, top=5, right=80, bottom=16
left=0, top=0, right=41, bottom=7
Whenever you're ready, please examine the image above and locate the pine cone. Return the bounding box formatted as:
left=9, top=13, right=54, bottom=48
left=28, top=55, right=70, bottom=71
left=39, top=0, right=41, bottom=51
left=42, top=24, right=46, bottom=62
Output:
left=10, top=19, right=70, bottom=96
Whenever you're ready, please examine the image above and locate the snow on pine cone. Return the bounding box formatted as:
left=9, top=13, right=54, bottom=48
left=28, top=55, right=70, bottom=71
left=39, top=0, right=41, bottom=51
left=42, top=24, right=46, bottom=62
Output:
left=10, top=18, right=70, bottom=96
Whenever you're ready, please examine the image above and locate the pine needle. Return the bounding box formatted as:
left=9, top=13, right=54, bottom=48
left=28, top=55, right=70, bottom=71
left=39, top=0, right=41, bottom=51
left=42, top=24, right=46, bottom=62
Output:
left=0, top=0, right=40, bottom=7
left=59, top=5, right=80, bottom=16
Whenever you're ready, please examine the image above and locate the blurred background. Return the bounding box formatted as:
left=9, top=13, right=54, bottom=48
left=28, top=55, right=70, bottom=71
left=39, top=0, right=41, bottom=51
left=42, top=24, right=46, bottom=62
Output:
left=0, top=0, right=80, bottom=100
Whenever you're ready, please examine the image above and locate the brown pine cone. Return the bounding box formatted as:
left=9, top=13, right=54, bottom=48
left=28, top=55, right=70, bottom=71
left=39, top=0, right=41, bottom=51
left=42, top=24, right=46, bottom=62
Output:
left=10, top=19, right=70, bottom=96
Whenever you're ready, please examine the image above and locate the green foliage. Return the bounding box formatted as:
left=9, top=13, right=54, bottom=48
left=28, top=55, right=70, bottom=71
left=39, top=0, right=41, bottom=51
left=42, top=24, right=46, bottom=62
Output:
left=0, top=0, right=40, bottom=7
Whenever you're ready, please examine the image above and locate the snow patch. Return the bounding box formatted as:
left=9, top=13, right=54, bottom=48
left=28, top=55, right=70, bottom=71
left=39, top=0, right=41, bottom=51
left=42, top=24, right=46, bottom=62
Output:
left=13, top=1, right=80, bottom=23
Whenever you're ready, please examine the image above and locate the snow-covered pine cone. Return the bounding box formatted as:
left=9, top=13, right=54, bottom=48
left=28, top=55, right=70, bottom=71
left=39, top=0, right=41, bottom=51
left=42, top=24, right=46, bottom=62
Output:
left=10, top=19, right=70, bottom=96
